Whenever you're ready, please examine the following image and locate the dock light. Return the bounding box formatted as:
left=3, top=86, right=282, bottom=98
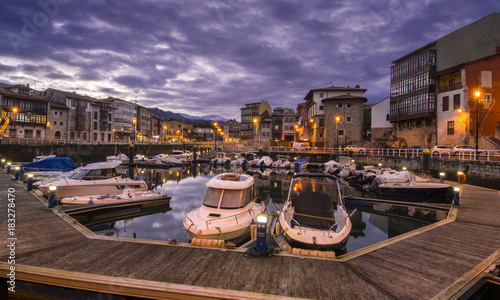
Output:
left=14, top=166, right=20, bottom=181
left=457, top=171, right=465, bottom=184
left=47, top=186, right=57, bottom=209
left=378, top=163, right=382, bottom=168
left=402, top=167, right=407, bottom=171
left=1, top=159, right=5, bottom=169
left=351, top=159, right=355, bottom=163
left=27, top=173, right=33, bottom=191
left=439, top=172, right=445, bottom=183
left=453, top=187, right=460, bottom=207
left=256, top=214, right=268, bottom=253
left=6, top=162, right=11, bottom=174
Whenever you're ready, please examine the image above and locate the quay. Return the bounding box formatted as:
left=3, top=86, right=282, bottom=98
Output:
left=1, top=171, right=499, bottom=299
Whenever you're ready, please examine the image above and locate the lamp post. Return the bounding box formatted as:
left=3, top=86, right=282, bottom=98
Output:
left=474, top=91, right=480, bottom=151
left=132, top=119, right=136, bottom=143
left=335, top=116, right=340, bottom=147
left=253, top=118, right=258, bottom=145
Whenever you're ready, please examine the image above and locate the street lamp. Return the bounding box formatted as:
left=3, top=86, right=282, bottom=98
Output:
left=253, top=118, right=258, bottom=144
left=335, top=116, right=341, bottom=147
left=133, top=119, right=136, bottom=143
left=474, top=91, right=480, bottom=151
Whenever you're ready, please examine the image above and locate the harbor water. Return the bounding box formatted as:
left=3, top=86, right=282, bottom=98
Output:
left=73, top=164, right=449, bottom=253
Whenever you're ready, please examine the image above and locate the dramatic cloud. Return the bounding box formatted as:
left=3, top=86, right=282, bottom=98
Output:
left=0, top=0, right=497, bottom=119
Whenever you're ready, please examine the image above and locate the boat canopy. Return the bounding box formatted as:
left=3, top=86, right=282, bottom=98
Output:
left=293, top=191, right=336, bottom=230
left=21, top=157, right=77, bottom=173
left=82, top=161, right=121, bottom=170
left=207, top=173, right=254, bottom=190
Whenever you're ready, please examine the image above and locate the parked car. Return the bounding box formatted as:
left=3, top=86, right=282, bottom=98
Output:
left=452, top=145, right=487, bottom=156
left=431, top=145, right=453, bottom=155
left=405, top=145, right=426, bottom=155
left=292, top=142, right=311, bottom=151
left=345, top=145, right=366, bottom=154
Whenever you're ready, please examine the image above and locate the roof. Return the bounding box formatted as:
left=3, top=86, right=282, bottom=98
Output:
left=0, top=87, right=51, bottom=102
left=49, top=101, right=70, bottom=109
left=45, top=88, right=96, bottom=101
left=206, top=173, right=254, bottom=190
left=321, top=94, right=368, bottom=103
left=304, top=86, right=367, bottom=100
left=82, top=161, right=121, bottom=170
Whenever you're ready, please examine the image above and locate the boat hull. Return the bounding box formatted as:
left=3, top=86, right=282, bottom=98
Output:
left=379, top=183, right=451, bottom=196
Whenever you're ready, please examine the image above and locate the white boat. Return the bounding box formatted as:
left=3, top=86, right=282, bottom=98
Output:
left=256, top=156, right=273, bottom=168
left=210, top=152, right=231, bottom=165
left=272, top=156, right=291, bottom=168
left=33, top=154, right=56, bottom=162
left=106, top=153, right=128, bottom=162
left=38, top=161, right=149, bottom=199
left=153, top=153, right=186, bottom=166
left=275, top=173, right=353, bottom=250
left=183, top=173, right=265, bottom=243
left=60, top=188, right=170, bottom=205
left=171, top=150, right=192, bottom=162
left=319, top=160, right=340, bottom=173
left=229, top=153, right=246, bottom=166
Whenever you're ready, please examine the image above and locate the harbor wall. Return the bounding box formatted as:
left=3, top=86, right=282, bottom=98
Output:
left=0, top=144, right=200, bottom=165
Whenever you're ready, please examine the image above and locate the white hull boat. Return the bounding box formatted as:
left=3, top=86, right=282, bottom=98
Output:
left=275, top=173, right=353, bottom=250
left=38, top=161, right=149, bottom=199
left=60, top=189, right=170, bottom=205
left=183, top=173, right=265, bottom=243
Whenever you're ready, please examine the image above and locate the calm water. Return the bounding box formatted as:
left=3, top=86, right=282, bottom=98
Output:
left=74, top=164, right=449, bottom=253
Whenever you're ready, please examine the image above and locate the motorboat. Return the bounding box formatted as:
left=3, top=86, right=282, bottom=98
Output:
left=229, top=153, right=246, bottom=166
left=106, top=154, right=129, bottom=163
left=21, top=157, right=78, bottom=181
left=245, top=153, right=260, bottom=167
left=33, top=154, right=56, bottom=162
left=272, top=156, right=291, bottom=168
left=319, top=160, right=340, bottom=174
left=378, top=180, right=452, bottom=196
left=38, top=161, right=149, bottom=199
left=275, top=173, right=353, bottom=250
left=183, top=173, right=265, bottom=243
left=60, top=188, right=170, bottom=205
left=154, top=153, right=185, bottom=166
left=292, top=158, right=309, bottom=171
left=210, top=152, right=231, bottom=165
left=171, top=150, right=192, bottom=162
left=256, top=156, right=273, bottom=168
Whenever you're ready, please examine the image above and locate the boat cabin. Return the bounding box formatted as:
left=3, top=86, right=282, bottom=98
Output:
left=202, top=174, right=256, bottom=210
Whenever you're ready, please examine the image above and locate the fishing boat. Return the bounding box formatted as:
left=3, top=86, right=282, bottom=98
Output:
left=38, top=161, right=149, bottom=199
left=60, top=188, right=170, bottom=205
left=378, top=180, right=452, bottom=196
left=183, top=173, right=265, bottom=243
left=275, top=173, right=353, bottom=250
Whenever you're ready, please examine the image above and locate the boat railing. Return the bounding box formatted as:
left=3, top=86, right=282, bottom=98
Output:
left=184, top=202, right=197, bottom=228
left=206, top=209, right=256, bottom=229
left=328, top=209, right=357, bottom=234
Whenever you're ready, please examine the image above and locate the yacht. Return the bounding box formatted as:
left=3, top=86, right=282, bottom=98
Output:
left=38, top=161, right=149, bottom=199
left=183, top=173, right=265, bottom=243
left=60, top=188, right=170, bottom=205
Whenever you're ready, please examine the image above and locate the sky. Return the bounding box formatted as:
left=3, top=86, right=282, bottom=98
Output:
left=0, top=0, right=498, bottom=120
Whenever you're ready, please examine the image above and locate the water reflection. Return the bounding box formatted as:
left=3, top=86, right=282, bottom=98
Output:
left=74, top=164, right=448, bottom=253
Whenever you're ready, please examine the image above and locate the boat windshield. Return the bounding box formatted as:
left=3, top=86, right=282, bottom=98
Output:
left=70, top=168, right=117, bottom=180
left=203, top=187, right=254, bottom=209
left=289, top=176, right=340, bottom=204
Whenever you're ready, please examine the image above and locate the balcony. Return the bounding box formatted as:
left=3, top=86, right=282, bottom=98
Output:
left=438, top=82, right=462, bottom=93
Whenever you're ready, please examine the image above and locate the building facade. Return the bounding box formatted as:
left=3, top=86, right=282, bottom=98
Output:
left=240, top=100, right=272, bottom=142
left=371, top=97, right=393, bottom=145
left=102, top=97, right=137, bottom=142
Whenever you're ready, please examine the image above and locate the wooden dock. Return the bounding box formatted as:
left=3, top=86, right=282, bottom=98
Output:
left=1, top=171, right=499, bottom=299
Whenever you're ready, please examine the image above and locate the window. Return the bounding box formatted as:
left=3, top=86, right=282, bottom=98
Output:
left=93, top=122, right=97, bottom=130
left=453, top=94, right=460, bottom=110
left=54, top=111, right=57, bottom=115
left=319, top=93, right=324, bottom=98
left=55, top=131, right=61, bottom=139
left=338, top=130, right=344, bottom=136
left=443, top=96, right=449, bottom=111
left=386, top=114, right=390, bottom=121
left=319, top=105, right=324, bottom=110
left=36, top=130, right=41, bottom=138
left=346, top=103, right=351, bottom=108
left=346, top=116, right=352, bottom=122
left=447, top=121, right=454, bottom=135
left=274, top=125, right=279, bottom=130
left=338, top=103, right=343, bottom=108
